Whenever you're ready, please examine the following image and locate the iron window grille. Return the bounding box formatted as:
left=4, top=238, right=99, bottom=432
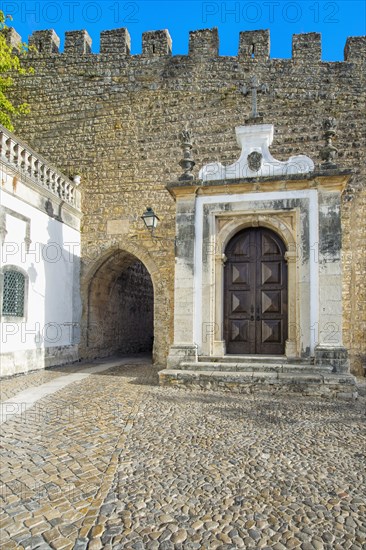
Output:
left=2, top=270, right=25, bottom=317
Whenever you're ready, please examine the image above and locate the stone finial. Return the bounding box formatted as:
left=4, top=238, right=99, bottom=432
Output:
left=320, top=117, right=338, bottom=169
left=178, top=129, right=195, bottom=181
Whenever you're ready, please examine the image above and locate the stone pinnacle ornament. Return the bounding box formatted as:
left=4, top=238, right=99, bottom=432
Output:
left=178, top=129, right=195, bottom=181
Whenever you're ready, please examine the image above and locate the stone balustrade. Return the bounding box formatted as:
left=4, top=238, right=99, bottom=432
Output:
left=0, top=125, right=80, bottom=210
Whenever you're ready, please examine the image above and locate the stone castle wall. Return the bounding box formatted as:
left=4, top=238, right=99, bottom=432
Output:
left=7, top=27, right=366, bottom=374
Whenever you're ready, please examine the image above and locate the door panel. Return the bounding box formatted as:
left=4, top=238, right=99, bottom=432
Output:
left=224, top=228, right=288, bottom=355
left=261, top=291, right=281, bottom=314
left=261, top=262, right=282, bottom=284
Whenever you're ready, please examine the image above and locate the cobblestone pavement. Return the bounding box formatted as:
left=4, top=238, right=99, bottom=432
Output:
left=0, top=357, right=365, bottom=550
left=0, top=363, right=95, bottom=403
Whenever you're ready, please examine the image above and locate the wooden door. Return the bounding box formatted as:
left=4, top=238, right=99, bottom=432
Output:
left=224, top=228, right=288, bottom=355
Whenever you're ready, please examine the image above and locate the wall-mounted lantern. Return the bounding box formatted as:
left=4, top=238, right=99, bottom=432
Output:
left=141, top=207, right=160, bottom=234
left=141, top=207, right=177, bottom=253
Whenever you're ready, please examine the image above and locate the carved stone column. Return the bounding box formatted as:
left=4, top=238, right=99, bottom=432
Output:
left=167, top=190, right=198, bottom=367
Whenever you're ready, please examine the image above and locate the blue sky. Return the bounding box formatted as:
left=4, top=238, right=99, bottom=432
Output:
left=1, top=0, right=365, bottom=60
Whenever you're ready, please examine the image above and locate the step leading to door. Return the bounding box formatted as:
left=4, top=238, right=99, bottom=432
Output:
left=158, top=364, right=358, bottom=399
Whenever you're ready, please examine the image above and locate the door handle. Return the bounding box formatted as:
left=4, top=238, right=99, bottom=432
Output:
left=256, top=305, right=260, bottom=321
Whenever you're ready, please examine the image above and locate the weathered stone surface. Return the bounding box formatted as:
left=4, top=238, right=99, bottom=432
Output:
left=6, top=28, right=366, bottom=376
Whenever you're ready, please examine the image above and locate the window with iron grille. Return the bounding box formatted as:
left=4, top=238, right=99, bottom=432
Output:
left=2, top=270, right=25, bottom=317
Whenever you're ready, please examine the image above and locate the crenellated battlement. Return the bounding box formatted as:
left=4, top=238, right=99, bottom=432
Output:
left=64, top=30, right=92, bottom=55
left=28, top=29, right=60, bottom=54
left=5, top=27, right=366, bottom=63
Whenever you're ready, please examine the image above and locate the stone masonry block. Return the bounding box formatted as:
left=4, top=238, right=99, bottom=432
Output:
left=189, top=28, right=219, bottom=57
left=2, top=27, right=22, bottom=50
left=315, top=346, right=349, bottom=373
left=292, top=33, right=321, bottom=62
left=64, top=30, right=92, bottom=54
left=29, top=30, right=60, bottom=54
left=142, top=30, right=172, bottom=56
left=100, top=28, right=131, bottom=55
left=238, top=30, right=270, bottom=61
left=344, top=36, right=366, bottom=62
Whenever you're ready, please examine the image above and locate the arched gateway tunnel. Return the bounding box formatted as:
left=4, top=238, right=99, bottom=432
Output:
left=84, top=248, right=155, bottom=360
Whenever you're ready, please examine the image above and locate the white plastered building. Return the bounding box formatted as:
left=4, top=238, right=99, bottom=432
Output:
left=0, top=126, right=81, bottom=377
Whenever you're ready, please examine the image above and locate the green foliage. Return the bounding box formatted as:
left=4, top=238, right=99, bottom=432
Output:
left=0, top=11, right=33, bottom=131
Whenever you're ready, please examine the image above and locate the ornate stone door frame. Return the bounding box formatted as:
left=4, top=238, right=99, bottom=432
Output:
left=193, top=190, right=319, bottom=362
left=211, top=210, right=299, bottom=358
left=166, top=123, right=351, bottom=373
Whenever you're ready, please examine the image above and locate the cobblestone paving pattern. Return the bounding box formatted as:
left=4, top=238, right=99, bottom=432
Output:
left=0, top=365, right=88, bottom=403
left=0, top=357, right=365, bottom=550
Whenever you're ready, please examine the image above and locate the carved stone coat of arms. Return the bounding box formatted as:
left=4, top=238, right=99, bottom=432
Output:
left=247, top=151, right=262, bottom=172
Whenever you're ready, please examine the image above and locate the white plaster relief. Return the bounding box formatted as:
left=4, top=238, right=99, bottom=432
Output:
left=199, top=125, right=315, bottom=181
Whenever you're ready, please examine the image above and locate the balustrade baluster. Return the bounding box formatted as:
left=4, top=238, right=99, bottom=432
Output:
left=25, top=152, right=31, bottom=177
left=45, top=168, right=51, bottom=189
left=28, top=154, right=34, bottom=177
left=39, top=163, right=45, bottom=186
left=20, top=148, right=27, bottom=173
left=33, top=158, right=39, bottom=181
left=13, top=143, right=20, bottom=167
left=55, top=176, right=61, bottom=197
left=49, top=171, right=55, bottom=193
left=64, top=182, right=69, bottom=202
left=63, top=181, right=68, bottom=201
left=5, top=138, right=12, bottom=162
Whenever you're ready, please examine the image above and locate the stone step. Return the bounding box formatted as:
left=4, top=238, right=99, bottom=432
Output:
left=198, top=355, right=299, bottom=364
left=158, top=369, right=358, bottom=399
left=177, top=361, right=332, bottom=374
